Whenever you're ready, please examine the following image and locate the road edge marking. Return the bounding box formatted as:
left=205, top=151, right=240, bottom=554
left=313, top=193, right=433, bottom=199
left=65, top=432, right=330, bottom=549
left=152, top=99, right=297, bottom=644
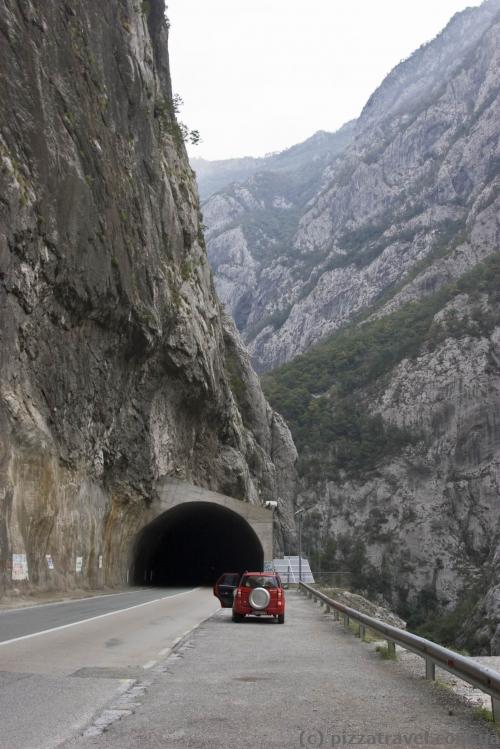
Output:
left=0, top=588, right=201, bottom=647
left=155, top=604, right=220, bottom=665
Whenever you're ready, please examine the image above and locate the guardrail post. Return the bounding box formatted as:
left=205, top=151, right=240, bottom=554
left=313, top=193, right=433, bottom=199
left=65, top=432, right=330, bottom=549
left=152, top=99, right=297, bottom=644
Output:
left=425, top=658, right=435, bottom=681
left=343, top=613, right=349, bottom=628
left=492, top=697, right=500, bottom=724
left=387, top=640, right=396, bottom=657
left=359, top=624, right=366, bottom=641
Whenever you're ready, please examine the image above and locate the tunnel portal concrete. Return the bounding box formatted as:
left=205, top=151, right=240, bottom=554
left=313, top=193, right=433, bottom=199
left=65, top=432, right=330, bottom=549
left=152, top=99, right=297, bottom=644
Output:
left=130, top=480, right=273, bottom=587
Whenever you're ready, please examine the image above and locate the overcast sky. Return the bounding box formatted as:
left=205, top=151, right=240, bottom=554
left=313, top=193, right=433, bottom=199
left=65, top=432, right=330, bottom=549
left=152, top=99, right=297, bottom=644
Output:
left=166, top=0, right=482, bottom=161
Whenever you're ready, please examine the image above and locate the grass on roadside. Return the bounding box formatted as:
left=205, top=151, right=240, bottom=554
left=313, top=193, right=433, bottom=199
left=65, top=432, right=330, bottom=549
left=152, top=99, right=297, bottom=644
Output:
left=375, top=644, right=398, bottom=661
left=473, top=706, right=495, bottom=724
left=347, top=621, right=381, bottom=643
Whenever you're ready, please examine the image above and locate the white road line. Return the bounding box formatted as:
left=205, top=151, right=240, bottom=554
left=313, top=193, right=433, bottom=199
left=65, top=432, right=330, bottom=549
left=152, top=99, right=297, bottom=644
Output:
left=0, top=588, right=201, bottom=647
left=158, top=647, right=171, bottom=656
left=0, top=588, right=156, bottom=616
left=143, top=660, right=157, bottom=669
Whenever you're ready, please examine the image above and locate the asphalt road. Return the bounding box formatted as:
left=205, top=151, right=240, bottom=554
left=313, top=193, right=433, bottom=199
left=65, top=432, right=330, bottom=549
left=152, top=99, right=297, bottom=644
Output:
left=0, top=587, right=219, bottom=749
left=61, top=591, right=500, bottom=749
left=0, top=588, right=193, bottom=643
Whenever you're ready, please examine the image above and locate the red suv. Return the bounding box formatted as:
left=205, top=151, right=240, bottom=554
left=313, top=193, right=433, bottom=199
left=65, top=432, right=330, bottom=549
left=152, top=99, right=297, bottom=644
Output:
left=231, top=572, right=285, bottom=623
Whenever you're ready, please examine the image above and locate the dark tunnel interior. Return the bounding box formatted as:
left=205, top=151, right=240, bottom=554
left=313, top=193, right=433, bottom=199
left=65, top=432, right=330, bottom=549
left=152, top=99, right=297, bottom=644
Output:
left=131, top=501, right=264, bottom=586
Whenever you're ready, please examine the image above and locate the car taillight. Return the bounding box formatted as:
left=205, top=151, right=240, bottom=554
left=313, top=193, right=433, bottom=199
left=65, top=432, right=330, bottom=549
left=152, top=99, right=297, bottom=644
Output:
left=237, top=589, right=241, bottom=598
left=277, top=589, right=282, bottom=599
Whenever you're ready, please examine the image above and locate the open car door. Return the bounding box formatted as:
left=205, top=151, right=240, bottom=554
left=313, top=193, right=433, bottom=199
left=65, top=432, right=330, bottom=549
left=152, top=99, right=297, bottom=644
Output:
left=213, top=572, right=241, bottom=608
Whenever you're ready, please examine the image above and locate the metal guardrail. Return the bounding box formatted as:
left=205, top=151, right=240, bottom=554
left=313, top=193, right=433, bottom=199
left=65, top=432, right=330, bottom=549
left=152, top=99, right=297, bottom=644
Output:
left=300, top=582, right=500, bottom=723
left=310, top=571, right=352, bottom=588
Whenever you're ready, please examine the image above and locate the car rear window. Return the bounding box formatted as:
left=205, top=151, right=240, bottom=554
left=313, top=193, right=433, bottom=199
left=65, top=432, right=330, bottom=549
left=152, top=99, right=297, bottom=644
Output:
left=242, top=575, right=279, bottom=589
left=220, top=574, right=240, bottom=586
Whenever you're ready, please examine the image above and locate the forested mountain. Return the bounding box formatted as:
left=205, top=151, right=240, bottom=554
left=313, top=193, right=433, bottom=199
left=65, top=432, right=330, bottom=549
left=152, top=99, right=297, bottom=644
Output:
left=263, top=254, right=500, bottom=651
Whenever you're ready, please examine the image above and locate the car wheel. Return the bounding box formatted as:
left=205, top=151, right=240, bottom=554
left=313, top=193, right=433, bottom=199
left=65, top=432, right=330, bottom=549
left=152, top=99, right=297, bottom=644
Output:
left=232, top=612, right=243, bottom=622
left=278, top=613, right=285, bottom=624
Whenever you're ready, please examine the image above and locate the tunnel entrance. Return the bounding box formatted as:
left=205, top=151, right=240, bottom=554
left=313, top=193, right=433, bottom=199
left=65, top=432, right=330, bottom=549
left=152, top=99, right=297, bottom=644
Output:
left=131, top=501, right=264, bottom=586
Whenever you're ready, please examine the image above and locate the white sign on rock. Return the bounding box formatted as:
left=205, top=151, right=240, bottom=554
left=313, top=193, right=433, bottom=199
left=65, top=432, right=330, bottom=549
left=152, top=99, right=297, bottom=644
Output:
left=12, top=553, right=29, bottom=581
left=75, top=556, right=83, bottom=573
left=46, top=554, right=54, bottom=570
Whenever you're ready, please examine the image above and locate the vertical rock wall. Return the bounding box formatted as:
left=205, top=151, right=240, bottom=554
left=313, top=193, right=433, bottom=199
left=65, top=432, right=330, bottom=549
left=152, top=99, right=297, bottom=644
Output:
left=0, top=0, right=296, bottom=595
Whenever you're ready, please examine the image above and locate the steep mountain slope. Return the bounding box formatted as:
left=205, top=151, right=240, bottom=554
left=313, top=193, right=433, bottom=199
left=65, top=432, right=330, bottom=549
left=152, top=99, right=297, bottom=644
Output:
left=0, top=0, right=296, bottom=595
left=263, top=254, right=500, bottom=653
left=203, top=0, right=500, bottom=373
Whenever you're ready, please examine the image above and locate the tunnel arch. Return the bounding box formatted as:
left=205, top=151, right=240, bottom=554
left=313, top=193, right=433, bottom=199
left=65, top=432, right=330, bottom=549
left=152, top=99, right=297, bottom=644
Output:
left=131, top=501, right=265, bottom=586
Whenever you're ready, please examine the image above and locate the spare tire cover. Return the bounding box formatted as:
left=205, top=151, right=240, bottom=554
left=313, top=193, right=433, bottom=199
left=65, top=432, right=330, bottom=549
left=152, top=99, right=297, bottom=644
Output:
left=249, top=587, right=271, bottom=610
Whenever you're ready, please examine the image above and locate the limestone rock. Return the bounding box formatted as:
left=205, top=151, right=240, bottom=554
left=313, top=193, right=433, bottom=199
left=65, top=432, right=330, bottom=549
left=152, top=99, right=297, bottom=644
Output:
left=0, top=0, right=297, bottom=595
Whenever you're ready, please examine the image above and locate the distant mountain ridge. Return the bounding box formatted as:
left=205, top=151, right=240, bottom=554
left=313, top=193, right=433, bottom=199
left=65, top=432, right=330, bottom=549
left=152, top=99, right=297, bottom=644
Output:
left=192, top=125, right=356, bottom=201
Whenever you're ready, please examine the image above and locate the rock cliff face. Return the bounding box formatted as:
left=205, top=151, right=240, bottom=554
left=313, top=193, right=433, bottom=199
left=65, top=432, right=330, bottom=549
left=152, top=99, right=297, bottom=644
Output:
left=200, top=125, right=355, bottom=342
left=203, top=0, right=500, bottom=374
left=0, top=0, right=296, bottom=595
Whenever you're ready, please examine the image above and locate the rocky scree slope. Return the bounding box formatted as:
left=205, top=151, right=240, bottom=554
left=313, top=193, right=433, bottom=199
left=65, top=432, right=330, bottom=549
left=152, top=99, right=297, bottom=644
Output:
left=0, top=0, right=297, bottom=595
left=202, top=0, right=500, bottom=374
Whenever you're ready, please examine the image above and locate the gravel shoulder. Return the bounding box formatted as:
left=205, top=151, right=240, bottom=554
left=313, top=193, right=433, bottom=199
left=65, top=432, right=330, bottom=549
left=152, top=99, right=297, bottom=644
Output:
left=60, top=590, right=500, bottom=749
